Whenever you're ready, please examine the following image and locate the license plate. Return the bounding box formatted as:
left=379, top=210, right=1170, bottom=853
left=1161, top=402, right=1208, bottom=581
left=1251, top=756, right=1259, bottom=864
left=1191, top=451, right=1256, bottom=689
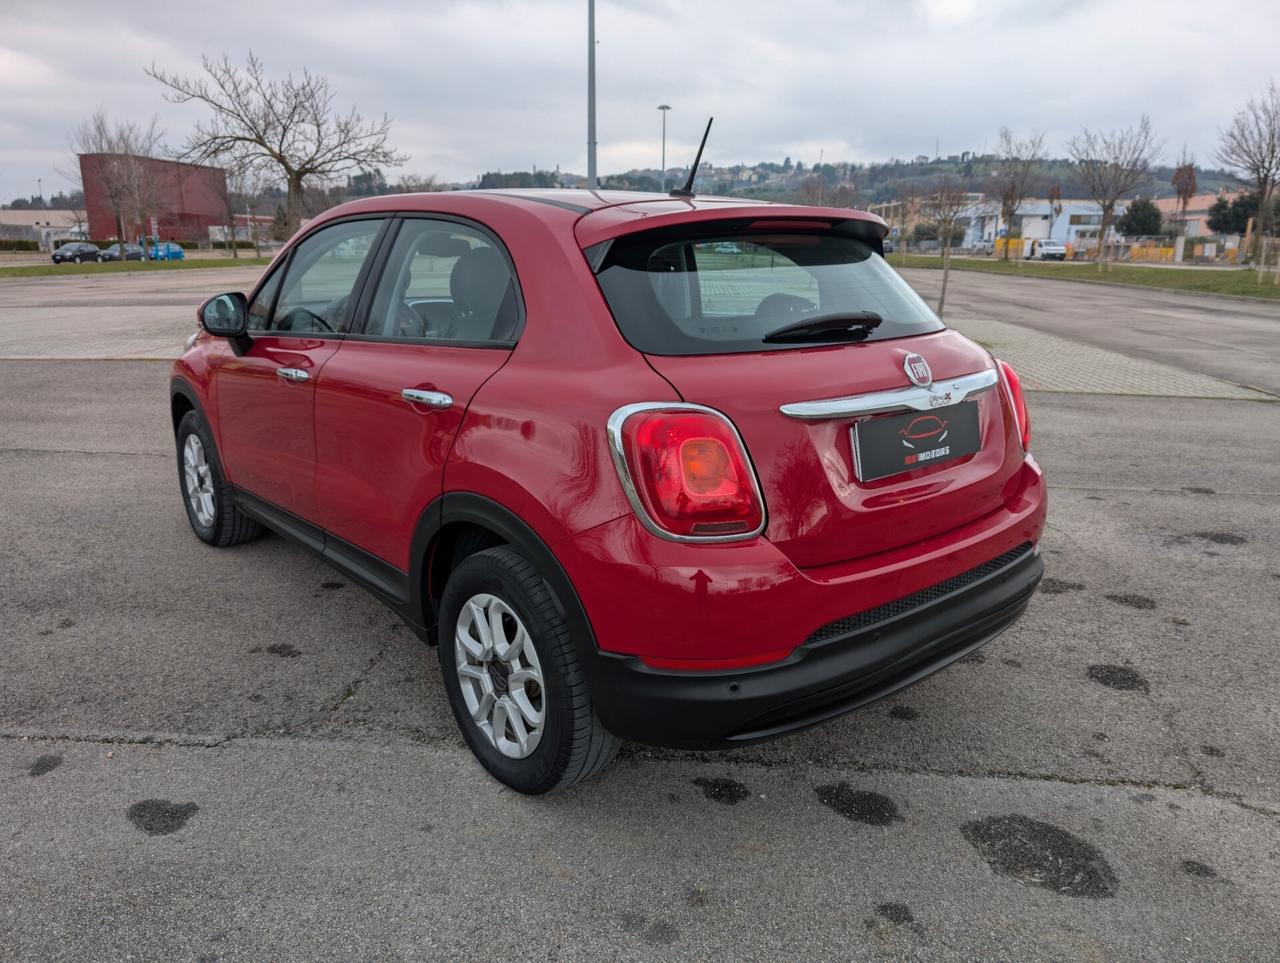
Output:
left=852, top=401, right=982, bottom=482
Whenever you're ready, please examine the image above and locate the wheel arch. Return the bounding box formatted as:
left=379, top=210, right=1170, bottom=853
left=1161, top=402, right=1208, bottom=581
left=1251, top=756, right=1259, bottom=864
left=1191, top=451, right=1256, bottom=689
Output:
left=412, top=493, right=600, bottom=663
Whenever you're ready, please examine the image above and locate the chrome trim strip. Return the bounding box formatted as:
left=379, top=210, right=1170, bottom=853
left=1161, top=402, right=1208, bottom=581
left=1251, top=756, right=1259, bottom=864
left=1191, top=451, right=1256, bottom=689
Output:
left=779, top=367, right=998, bottom=421
left=606, top=401, right=768, bottom=544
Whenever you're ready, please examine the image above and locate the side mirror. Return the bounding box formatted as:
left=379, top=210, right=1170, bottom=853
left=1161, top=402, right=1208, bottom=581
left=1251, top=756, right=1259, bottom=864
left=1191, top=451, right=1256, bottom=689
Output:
left=198, top=292, right=248, bottom=338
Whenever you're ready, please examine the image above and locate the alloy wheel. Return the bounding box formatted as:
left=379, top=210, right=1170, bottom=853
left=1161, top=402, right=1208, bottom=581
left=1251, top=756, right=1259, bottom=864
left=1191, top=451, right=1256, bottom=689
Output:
left=454, top=593, right=546, bottom=759
left=182, top=433, right=216, bottom=527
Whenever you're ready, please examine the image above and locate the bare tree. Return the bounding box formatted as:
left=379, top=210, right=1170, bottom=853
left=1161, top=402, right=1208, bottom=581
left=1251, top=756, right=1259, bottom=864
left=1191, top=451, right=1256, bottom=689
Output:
left=1067, top=115, right=1161, bottom=269
left=1215, top=79, right=1280, bottom=246
left=1171, top=148, right=1198, bottom=234
left=392, top=174, right=440, bottom=194
left=920, top=176, right=970, bottom=318
left=986, top=128, right=1046, bottom=260
left=147, top=53, right=407, bottom=234
left=69, top=111, right=165, bottom=257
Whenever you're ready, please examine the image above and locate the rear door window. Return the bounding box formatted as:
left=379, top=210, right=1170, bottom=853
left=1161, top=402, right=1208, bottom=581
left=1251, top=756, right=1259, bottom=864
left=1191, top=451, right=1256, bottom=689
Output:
left=595, top=221, right=944, bottom=355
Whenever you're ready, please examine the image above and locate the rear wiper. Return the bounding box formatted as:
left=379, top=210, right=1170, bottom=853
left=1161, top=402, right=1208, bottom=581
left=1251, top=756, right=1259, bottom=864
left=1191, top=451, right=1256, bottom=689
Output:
left=761, top=311, right=884, bottom=343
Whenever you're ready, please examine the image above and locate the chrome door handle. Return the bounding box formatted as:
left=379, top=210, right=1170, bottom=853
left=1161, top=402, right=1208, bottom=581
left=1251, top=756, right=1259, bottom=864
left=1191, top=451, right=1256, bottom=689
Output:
left=401, top=388, right=453, bottom=409
left=276, top=367, right=309, bottom=383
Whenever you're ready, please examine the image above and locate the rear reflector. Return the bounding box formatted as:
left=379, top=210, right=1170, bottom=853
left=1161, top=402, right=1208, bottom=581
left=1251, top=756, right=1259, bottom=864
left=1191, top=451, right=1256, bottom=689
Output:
left=997, top=359, right=1031, bottom=449
left=608, top=404, right=766, bottom=541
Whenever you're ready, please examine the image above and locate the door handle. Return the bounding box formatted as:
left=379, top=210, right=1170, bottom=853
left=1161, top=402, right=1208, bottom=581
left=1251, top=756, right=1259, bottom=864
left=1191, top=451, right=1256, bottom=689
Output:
left=401, top=388, right=453, bottom=409
left=276, top=367, right=309, bottom=383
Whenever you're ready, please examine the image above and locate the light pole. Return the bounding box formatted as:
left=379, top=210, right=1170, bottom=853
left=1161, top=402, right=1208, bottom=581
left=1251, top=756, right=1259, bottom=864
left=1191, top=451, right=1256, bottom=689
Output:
left=657, top=105, right=670, bottom=191
left=586, top=0, right=597, bottom=189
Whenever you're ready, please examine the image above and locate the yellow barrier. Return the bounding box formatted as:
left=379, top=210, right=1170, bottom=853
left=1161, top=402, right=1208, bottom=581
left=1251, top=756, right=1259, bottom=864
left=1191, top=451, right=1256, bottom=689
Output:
left=1128, top=246, right=1174, bottom=262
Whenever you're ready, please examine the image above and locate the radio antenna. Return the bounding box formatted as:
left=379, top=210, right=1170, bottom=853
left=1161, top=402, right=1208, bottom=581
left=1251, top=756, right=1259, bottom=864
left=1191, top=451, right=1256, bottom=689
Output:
left=670, top=117, right=713, bottom=198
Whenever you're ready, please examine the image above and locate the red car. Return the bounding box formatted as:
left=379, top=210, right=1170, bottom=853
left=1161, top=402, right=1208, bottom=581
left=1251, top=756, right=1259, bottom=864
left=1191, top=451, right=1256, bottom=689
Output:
left=171, top=190, right=1045, bottom=793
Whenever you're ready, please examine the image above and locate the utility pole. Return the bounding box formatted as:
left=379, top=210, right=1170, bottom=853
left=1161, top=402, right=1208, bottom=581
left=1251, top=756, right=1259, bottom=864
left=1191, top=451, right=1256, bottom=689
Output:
left=658, top=104, right=671, bottom=191
left=587, top=0, right=597, bottom=189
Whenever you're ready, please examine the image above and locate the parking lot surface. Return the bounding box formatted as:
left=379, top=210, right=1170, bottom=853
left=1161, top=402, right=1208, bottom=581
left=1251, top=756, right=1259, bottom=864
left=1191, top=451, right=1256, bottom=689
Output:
left=2, top=269, right=1278, bottom=960
left=903, top=268, right=1280, bottom=396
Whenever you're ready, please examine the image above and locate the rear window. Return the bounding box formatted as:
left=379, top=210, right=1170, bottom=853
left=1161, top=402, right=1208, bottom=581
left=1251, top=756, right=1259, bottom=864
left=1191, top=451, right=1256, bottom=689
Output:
left=593, top=220, right=943, bottom=355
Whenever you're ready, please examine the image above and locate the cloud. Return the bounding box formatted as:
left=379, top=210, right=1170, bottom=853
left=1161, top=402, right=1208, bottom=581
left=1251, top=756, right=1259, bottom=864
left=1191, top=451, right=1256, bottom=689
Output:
left=1, top=0, right=1276, bottom=200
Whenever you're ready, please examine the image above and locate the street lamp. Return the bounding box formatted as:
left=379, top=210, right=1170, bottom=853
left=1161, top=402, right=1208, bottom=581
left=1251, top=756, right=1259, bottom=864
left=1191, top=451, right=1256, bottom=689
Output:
left=587, top=0, right=597, bottom=189
left=657, top=105, right=671, bottom=191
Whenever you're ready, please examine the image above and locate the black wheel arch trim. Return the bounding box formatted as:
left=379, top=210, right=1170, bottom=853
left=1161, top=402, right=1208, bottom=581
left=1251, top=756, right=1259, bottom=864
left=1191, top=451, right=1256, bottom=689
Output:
left=413, top=492, right=605, bottom=675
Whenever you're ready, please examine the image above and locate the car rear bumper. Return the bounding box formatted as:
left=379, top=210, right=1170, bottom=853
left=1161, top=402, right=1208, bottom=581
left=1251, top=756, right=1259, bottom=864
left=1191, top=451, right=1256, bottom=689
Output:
left=555, top=454, right=1047, bottom=747
left=582, top=540, right=1041, bottom=748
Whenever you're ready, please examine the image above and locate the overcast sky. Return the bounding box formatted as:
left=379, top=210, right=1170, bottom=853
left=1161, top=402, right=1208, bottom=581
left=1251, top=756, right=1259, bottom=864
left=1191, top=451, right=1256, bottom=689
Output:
left=1, top=0, right=1277, bottom=200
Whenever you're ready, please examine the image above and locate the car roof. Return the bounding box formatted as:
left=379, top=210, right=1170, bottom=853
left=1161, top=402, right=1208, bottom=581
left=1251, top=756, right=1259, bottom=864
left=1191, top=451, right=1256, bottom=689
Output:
left=317, top=189, right=888, bottom=248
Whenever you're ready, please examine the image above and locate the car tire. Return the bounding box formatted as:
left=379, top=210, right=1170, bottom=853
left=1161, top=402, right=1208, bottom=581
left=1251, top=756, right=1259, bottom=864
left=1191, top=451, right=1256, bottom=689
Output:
left=73, top=255, right=82, bottom=264
left=438, top=546, right=621, bottom=794
left=175, top=409, right=262, bottom=547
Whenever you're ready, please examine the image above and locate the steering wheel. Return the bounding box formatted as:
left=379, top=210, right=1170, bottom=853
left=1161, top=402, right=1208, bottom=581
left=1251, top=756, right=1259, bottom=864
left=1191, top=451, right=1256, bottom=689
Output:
left=275, top=294, right=349, bottom=333
left=754, top=292, right=817, bottom=320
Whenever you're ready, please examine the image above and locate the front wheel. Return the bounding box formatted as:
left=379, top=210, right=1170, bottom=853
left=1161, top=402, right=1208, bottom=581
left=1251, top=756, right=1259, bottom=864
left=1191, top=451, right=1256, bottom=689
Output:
left=175, top=409, right=262, bottom=547
left=438, top=547, right=620, bottom=794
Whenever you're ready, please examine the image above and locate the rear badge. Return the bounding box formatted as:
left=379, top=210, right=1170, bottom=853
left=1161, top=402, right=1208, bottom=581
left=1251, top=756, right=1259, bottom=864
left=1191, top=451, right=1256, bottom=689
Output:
left=904, top=353, right=932, bottom=388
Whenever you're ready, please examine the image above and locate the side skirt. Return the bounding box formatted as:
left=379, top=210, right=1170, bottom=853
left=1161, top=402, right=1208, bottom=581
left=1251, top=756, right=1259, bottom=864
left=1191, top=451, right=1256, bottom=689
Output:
left=232, top=487, right=431, bottom=641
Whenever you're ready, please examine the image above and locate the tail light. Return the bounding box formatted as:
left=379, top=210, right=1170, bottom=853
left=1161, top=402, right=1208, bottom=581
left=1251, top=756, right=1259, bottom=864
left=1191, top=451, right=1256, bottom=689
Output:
left=997, top=359, right=1031, bottom=450
left=608, top=404, right=766, bottom=541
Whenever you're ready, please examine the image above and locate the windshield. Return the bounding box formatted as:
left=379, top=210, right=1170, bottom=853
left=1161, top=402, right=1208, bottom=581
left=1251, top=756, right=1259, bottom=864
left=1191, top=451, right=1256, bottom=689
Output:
left=594, top=221, right=943, bottom=355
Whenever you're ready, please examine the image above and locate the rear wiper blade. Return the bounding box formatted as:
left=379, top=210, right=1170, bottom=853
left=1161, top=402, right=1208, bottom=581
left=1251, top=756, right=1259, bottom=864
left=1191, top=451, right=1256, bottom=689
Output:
left=761, top=311, right=884, bottom=343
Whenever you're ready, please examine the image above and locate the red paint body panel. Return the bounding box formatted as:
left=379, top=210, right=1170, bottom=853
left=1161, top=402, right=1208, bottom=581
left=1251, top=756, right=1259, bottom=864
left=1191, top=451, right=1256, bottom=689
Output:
left=213, top=336, right=339, bottom=519
left=313, top=341, right=511, bottom=570
left=556, top=456, right=1045, bottom=659
left=644, top=329, right=1019, bottom=568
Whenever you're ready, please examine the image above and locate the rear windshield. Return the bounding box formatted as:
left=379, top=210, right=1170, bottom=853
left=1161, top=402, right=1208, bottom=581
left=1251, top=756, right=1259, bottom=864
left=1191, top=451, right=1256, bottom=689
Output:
left=593, top=221, right=943, bottom=355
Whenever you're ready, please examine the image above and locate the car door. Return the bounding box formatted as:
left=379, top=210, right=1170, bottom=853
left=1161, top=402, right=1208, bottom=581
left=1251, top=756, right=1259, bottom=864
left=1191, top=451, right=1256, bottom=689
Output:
left=313, top=215, right=522, bottom=571
left=213, top=217, right=388, bottom=524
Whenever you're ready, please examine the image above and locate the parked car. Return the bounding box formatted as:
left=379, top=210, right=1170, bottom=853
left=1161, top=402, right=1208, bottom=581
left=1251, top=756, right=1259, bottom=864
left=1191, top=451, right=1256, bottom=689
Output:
left=149, top=241, right=186, bottom=261
left=1029, top=238, right=1067, bottom=261
left=882, top=238, right=896, bottom=254
left=99, top=243, right=144, bottom=262
left=172, top=190, right=1045, bottom=794
left=51, top=242, right=100, bottom=264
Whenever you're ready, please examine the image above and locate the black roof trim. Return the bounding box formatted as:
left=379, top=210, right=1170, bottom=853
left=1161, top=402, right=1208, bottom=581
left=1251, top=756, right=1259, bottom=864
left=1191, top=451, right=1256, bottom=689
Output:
left=486, top=192, right=592, bottom=214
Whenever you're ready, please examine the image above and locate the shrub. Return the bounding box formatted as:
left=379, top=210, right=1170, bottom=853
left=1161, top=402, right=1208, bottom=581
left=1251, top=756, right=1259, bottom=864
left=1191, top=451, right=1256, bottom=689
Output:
left=210, top=240, right=257, bottom=250
left=0, top=239, right=39, bottom=251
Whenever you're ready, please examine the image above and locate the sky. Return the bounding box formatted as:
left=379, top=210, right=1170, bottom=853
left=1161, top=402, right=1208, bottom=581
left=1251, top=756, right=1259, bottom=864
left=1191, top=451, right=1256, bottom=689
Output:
left=1, top=0, right=1277, bottom=201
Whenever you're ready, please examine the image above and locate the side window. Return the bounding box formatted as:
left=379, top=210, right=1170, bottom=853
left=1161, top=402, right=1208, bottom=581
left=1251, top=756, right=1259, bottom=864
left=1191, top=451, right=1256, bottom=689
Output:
left=363, top=219, right=520, bottom=344
left=246, top=267, right=283, bottom=331
left=268, top=219, right=384, bottom=335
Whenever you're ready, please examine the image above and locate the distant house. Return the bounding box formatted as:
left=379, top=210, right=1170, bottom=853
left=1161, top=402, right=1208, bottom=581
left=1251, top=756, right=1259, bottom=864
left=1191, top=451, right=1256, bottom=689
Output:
left=0, top=209, right=86, bottom=250
left=1152, top=191, right=1245, bottom=237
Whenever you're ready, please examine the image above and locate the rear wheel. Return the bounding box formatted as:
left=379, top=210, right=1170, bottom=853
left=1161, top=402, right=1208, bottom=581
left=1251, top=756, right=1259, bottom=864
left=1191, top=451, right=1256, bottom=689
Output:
left=176, top=409, right=262, bottom=547
left=438, top=547, right=620, bottom=794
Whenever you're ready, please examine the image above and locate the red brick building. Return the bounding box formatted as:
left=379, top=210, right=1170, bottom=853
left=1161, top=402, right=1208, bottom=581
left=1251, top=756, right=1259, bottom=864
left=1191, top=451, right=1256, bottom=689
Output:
left=79, top=154, right=227, bottom=242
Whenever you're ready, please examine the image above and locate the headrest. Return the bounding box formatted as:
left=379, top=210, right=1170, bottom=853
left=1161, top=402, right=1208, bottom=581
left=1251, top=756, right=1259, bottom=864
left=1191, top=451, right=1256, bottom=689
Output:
left=415, top=234, right=472, bottom=258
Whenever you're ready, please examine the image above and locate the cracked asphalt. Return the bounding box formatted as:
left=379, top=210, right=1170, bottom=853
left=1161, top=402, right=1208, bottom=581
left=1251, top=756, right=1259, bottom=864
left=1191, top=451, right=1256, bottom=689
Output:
left=2, top=270, right=1279, bottom=960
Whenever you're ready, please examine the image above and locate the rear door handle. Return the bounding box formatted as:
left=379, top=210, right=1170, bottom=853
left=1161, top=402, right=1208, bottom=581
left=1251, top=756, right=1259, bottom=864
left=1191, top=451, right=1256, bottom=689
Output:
left=401, top=388, right=453, bottom=409
left=276, top=367, right=309, bottom=383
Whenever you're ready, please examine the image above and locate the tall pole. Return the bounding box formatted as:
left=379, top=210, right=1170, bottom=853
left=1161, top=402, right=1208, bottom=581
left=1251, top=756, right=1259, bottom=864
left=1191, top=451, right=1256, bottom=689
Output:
left=36, top=178, right=43, bottom=209
left=587, top=0, right=597, bottom=189
left=658, top=105, right=670, bottom=191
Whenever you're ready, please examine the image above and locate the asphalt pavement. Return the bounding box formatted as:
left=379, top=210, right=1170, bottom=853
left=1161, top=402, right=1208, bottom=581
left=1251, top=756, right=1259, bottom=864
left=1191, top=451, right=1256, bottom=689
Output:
left=902, top=267, right=1280, bottom=395
left=2, top=268, right=1279, bottom=960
